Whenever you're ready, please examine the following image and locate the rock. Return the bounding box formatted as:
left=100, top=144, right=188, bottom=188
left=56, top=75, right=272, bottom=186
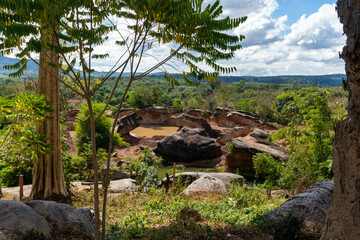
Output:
left=137, top=106, right=173, bottom=125
left=262, top=180, right=334, bottom=238
left=109, top=169, right=130, bottom=180
left=115, top=108, right=135, bottom=118
left=226, top=111, right=265, bottom=128
left=226, top=128, right=288, bottom=170
left=116, top=112, right=143, bottom=135
left=109, top=179, right=137, bottom=193
left=162, top=172, right=244, bottom=187
left=181, top=174, right=228, bottom=195
left=0, top=200, right=51, bottom=237
left=26, top=200, right=94, bottom=239
left=0, top=200, right=95, bottom=239
left=216, top=126, right=253, bottom=145
left=154, top=127, right=222, bottom=164
left=186, top=109, right=212, bottom=119
left=212, top=107, right=233, bottom=127
left=171, top=113, right=219, bottom=138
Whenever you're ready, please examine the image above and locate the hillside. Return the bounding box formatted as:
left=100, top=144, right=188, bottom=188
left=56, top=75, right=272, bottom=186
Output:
left=0, top=56, right=346, bottom=86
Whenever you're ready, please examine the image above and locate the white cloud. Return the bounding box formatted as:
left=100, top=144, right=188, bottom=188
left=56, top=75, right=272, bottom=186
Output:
left=90, top=1, right=345, bottom=76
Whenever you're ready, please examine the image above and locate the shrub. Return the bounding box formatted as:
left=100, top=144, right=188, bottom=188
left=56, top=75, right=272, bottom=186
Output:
left=227, top=183, right=267, bottom=208
left=75, top=102, right=128, bottom=154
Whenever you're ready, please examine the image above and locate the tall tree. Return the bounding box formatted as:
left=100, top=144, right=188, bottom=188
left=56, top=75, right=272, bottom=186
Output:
left=0, top=0, right=69, bottom=200
left=321, top=1, right=360, bottom=239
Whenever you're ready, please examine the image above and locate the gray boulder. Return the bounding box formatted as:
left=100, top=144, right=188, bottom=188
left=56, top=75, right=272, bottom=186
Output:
left=154, top=127, right=222, bottom=164
left=162, top=172, right=244, bottom=187
left=26, top=200, right=94, bottom=239
left=110, top=179, right=137, bottom=193
left=226, top=128, right=288, bottom=170
left=171, top=113, right=219, bottom=138
left=262, top=181, right=334, bottom=237
left=181, top=174, right=228, bottom=195
left=0, top=200, right=94, bottom=239
left=116, top=112, right=143, bottom=135
left=0, top=200, right=51, bottom=237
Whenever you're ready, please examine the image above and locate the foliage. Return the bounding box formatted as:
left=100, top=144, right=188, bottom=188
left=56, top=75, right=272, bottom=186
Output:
left=253, top=153, right=283, bottom=188
left=107, top=212, right=149, bottom=239
left=75, top=103, right=128, bottom=154
left=123, top=148, right=162, bottom=192
left=256, top=89, right=339, bottom=191
left=227, top=183, right=268, bottom=208
left=0, top=92, right=53, bottom=187
left=127, top=85, right=165, bottom=109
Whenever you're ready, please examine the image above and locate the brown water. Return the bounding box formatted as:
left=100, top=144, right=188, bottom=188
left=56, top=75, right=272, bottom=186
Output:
left=130, top=125, right=178, bottom=138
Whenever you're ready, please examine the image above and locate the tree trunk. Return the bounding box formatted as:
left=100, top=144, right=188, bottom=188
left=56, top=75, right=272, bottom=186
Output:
left=31, top=28, right=69, bottom=201
left=321, top=0, right=360, bottom=238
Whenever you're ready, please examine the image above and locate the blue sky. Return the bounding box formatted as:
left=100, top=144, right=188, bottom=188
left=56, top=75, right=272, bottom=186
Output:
left=274, top=0, right=337, bottom=25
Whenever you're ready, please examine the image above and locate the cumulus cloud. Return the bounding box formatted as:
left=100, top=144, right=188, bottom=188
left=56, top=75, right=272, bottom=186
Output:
left=90, top=1, right=345, bottom=76
left=284, top=4, right=343, bottom=49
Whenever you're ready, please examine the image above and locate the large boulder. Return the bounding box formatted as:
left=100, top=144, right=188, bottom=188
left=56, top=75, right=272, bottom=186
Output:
left=262, top=181, right=334, bottom=238
left=137, top=106, right=173, bottom=125
left=226, top=111, right=265, bottom=128
left=226, top=128, right=288, bottom=170
left=26, top=200, right=94, bottom=239
left=0, top=200, right=51, bottom=237
left=171, top=113, right=219, bottom=138
left=0, top=200, right=94, bottom=239
left=116, top=112, right=143, bottom=135
left=154, top=127, right=222, bottom=164
left=181, top=174, right=228, bottom=195
left=162, top=172, right=244, bottom=187
left=109, top=179, right=137, bottom=193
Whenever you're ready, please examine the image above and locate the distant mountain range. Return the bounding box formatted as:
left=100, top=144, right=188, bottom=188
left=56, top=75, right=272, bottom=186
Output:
left=0, top=56, right=346, bottom=87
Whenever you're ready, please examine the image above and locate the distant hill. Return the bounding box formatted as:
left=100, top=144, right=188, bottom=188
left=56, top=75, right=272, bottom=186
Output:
left=0, top=56, right=345, bottom=87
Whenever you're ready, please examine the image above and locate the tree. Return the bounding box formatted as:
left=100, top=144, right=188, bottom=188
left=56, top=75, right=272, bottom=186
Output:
left=321, top=1, right=360, bottom=239
left=0, top=0, right=71, bottom=200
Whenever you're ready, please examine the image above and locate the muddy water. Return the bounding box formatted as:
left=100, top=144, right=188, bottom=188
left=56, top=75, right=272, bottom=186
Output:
left=130, top=125, right=179, bottom=138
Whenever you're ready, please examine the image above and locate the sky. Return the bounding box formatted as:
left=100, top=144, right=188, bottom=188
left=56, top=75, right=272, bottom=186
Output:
left=85, top=0, right=346, bottom=76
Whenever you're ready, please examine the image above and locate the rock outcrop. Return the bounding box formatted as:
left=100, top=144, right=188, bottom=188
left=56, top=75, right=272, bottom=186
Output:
left=162, top=172, right=244, bottom=187
left=216, top=126, right=253, bottom=145
left=171, top=113, right=219, bottom=138
left=263, top=181, right=334, bottom=238
left=181, top=174, right=228, bottom=196
left=226, top=128, right=288, bottom=170
left=116, top=112, right=143, bottom=135
left=186, top=109, right=212, bottom=120
left=154, top=127, right=222, bottom=164
left=137, top=106, right=173, bottom=125
left=0, top=200, right=94, bottom=239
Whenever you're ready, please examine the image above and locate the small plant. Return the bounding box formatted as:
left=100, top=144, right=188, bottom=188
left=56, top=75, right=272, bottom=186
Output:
left=228, top=183, right=267, bottom=208
left=106, top=212, right=149, bottom=239
left=20, top=229, right=47, bottom=240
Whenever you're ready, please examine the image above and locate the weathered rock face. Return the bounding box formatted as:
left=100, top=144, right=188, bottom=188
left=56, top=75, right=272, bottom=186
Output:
left=186, top=109, right=212, bottom=120
left=226, top=128, right=288, bottom=170
left=137, top=106, right=173, bottom=125
left=216, top=126, right=253, bottom=145
left=109, top=179, right=137, bottom=193
left=162, top=172, right=244, bottom=187
left=0, top=200, right=94, bottom=239
left=116, top=112, right=143, bottom=135
left=263, top=181, right=334, bottom=238
left=116, top=108, right=135, bottom=118
left=154, top=127, right=222, bottom=164
left=321, top=1, right=360, bottom=239
left=226, top=111, right=265, bottom=128
left=181, top=174, right=228, bottom=195
left=171, top=113, right=219, bottom=138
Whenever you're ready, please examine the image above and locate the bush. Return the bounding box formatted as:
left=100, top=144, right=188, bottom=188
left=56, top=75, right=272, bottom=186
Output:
left=253, top=153, right=282, bottom=188
left=123, top=147, right=161, bottom=191
left=75, top=102, right=128, bottom=154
